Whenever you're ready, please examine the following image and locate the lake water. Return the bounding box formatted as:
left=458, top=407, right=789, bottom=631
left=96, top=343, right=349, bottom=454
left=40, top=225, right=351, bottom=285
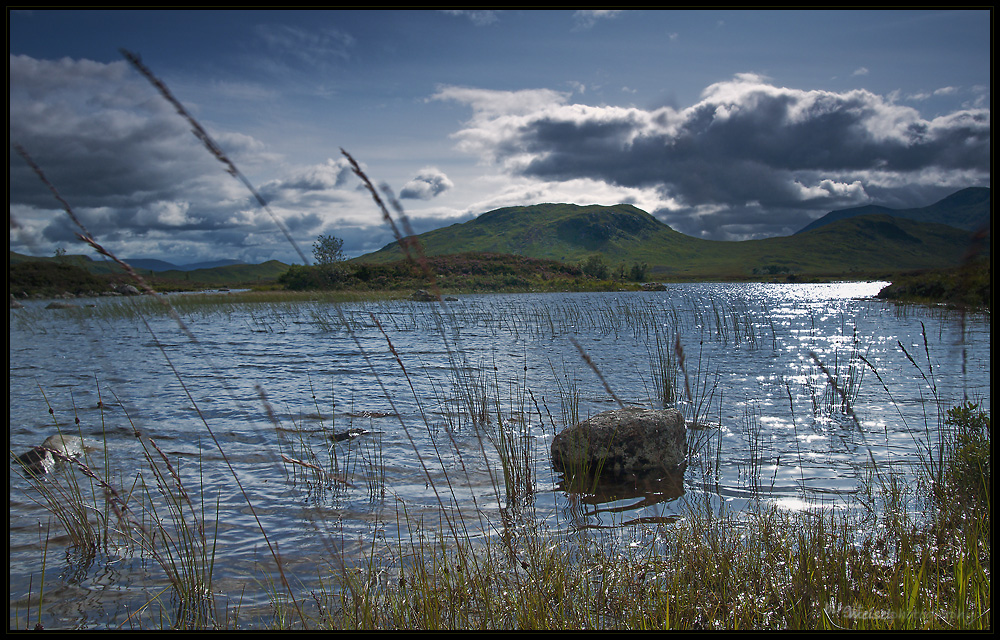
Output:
left=8, top=283, right=991, bottom=628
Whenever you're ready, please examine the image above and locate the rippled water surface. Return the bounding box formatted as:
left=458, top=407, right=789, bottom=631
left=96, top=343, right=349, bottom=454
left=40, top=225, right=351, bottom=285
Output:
left=9, top=283, right=990, bottom=628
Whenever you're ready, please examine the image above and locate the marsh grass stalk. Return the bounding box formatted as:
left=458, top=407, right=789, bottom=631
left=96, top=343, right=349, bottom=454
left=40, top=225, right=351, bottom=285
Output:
left=569, top=336, right=625, bottom=409
left=17, top=138, right=306, bottom=626
left=646, top=325, right=677, bottom=408
left=13, top=51, right=990, bottom=630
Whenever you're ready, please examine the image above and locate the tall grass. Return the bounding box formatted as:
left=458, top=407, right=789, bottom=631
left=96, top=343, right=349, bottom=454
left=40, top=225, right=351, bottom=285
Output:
left=10, top=53, right=990, bottom=631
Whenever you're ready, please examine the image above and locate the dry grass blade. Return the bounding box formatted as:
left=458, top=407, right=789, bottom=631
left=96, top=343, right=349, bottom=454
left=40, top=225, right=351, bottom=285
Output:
left=281, top=455, right=355, bottom=487
left=569, top=336, right=625, bottom=409
left=341, top=149, right=444, bottom=303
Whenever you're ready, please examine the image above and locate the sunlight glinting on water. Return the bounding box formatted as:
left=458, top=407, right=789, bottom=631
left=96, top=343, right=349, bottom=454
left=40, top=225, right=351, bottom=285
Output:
left=9, top=283, right=991, bottom=627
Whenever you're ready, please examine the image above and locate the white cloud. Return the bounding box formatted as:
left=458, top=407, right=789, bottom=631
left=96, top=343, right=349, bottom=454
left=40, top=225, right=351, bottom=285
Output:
left=435, top=73, right=989, bottom=239
left=572, top=10, right=624, bottom=30
left=442, top=10, right=500, bottom=26
left=432, top=85, right=570, bottom=117
left=400, top=167, right=454, bottom=200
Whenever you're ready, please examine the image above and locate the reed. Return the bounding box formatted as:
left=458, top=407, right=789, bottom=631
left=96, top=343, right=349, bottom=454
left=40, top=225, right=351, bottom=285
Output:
left=10, top=55, right=990, bottom=631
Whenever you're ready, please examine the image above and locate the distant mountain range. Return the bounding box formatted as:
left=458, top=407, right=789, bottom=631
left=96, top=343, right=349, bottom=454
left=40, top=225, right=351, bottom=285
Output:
left=117, top=258, right=246, bottom=272
left=10, top=187, right=989, bottom=282
left=8, top=252, right=291, bottom=286
left=356, top=188, right=989, bottom=278
left=793, top=187, right=990, bottom=234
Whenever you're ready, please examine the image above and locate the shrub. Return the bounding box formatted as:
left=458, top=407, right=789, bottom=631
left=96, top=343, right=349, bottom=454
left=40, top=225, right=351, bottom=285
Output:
left=580, top=254, right=609, bottom=279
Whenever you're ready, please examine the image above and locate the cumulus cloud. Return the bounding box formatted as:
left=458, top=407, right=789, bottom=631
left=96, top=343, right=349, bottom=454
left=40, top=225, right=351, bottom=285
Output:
left=442, top=10, right=500, bottom=26
left=400, top=167, right=454, bottom=200
left=259, top=158, right=355, bottom=202
left=435, top=73, right=990, bottom=238
left=7, top=54, right=363, bottom=263
left=573, top=10, right=623, bottom=30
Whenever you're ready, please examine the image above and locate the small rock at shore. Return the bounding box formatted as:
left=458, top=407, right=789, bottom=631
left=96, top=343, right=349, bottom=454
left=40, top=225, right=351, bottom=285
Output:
left=411, top=289, right=438, bottom=302
left=13, top=434, right=88, bottom=475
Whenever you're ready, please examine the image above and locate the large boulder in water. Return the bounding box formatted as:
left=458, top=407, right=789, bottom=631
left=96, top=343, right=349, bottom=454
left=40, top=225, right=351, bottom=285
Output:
left=551, top=407, right=686, bottom=477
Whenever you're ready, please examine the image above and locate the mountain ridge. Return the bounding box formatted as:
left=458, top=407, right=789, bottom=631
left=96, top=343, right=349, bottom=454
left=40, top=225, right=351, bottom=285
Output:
left=357, top=190, right=986, bottom=277
left=794, top=187, right=990, bottom=234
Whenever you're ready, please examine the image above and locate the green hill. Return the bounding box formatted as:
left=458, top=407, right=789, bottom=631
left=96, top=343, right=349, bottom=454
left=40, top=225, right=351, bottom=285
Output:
left=357, top=201, right=983, bottom=278
left=361, top=203, right=684, bottom=266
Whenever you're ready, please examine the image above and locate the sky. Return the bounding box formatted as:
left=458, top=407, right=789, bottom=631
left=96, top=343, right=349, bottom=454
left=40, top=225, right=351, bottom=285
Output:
left=8, top=9, right=992, bottom=265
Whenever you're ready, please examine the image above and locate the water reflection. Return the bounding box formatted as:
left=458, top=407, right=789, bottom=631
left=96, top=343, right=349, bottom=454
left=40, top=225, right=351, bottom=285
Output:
left=8, top=283, right=991, bottom=628
left=556, top=469, right=685, bottom=513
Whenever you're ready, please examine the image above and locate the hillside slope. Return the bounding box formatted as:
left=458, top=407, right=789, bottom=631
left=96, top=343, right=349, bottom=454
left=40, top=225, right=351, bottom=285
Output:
left=358, top=202, right=982, bottom=277
left=362, top=203, right=691, bottom=266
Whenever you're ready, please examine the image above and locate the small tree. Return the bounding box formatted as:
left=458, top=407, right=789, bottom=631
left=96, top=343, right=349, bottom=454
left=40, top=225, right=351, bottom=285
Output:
left=312, top=234, right=348, bottom=286
left=313, top=234, right=345, bottom=267
left=628, top=262, right=648, bottom=282
left=580, top=254, right=610, bottom=280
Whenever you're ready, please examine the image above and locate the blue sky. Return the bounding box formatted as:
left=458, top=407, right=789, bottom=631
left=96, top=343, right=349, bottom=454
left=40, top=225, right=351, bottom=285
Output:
left=9, top=9, right=991, bottom=264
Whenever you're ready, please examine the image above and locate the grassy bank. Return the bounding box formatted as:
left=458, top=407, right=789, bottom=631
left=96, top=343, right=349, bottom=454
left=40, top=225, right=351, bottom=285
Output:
left=876, top=259, right=991, bottom=309
left=280, top=251, right=642, bottom=294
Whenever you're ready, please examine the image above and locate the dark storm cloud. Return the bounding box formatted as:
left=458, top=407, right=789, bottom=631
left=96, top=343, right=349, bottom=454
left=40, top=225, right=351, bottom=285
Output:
left=9, top=54, right=240, bottom=214
left=522, top=83, right=986, bottom=203
left=437, top=75, right=990, bottom=237
left=8, top=54, right=370, bottom=262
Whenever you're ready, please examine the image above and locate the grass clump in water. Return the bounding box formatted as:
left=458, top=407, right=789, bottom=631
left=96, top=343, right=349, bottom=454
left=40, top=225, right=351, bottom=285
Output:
left=307, top=466, right=990, bottom=630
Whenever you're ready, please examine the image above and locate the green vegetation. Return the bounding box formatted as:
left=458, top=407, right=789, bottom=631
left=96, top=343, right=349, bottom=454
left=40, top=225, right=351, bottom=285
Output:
left=876, top=259, right=991, bottom=308
left=9, top=260, right=111, bottom=297
left=279, top=251, right=630, bottom=293
left=312, top=234, right=350, bottom=286
left=936, top=402, right=991, bottom=519
left=355, top=203, right=985, bottom=279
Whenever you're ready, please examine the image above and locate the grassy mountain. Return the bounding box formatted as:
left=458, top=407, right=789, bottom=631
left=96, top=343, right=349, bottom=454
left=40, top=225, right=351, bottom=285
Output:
left=357, top=201, right=983, bottom=278
left=795, top=187, right=990, bottom=234
left=362, top=203, right=685, bottom=266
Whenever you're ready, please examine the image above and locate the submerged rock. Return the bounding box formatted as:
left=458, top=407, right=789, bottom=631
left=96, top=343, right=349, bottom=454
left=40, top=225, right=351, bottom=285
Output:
left=411, top=289, right=438, bottom=302
left=551, top=407, right=686, bottom=477
left=331, top=428, right=369, bottom=442
left=14, top=434, right=88, bottom=475
left=112, top=283, right=142, bottom=296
